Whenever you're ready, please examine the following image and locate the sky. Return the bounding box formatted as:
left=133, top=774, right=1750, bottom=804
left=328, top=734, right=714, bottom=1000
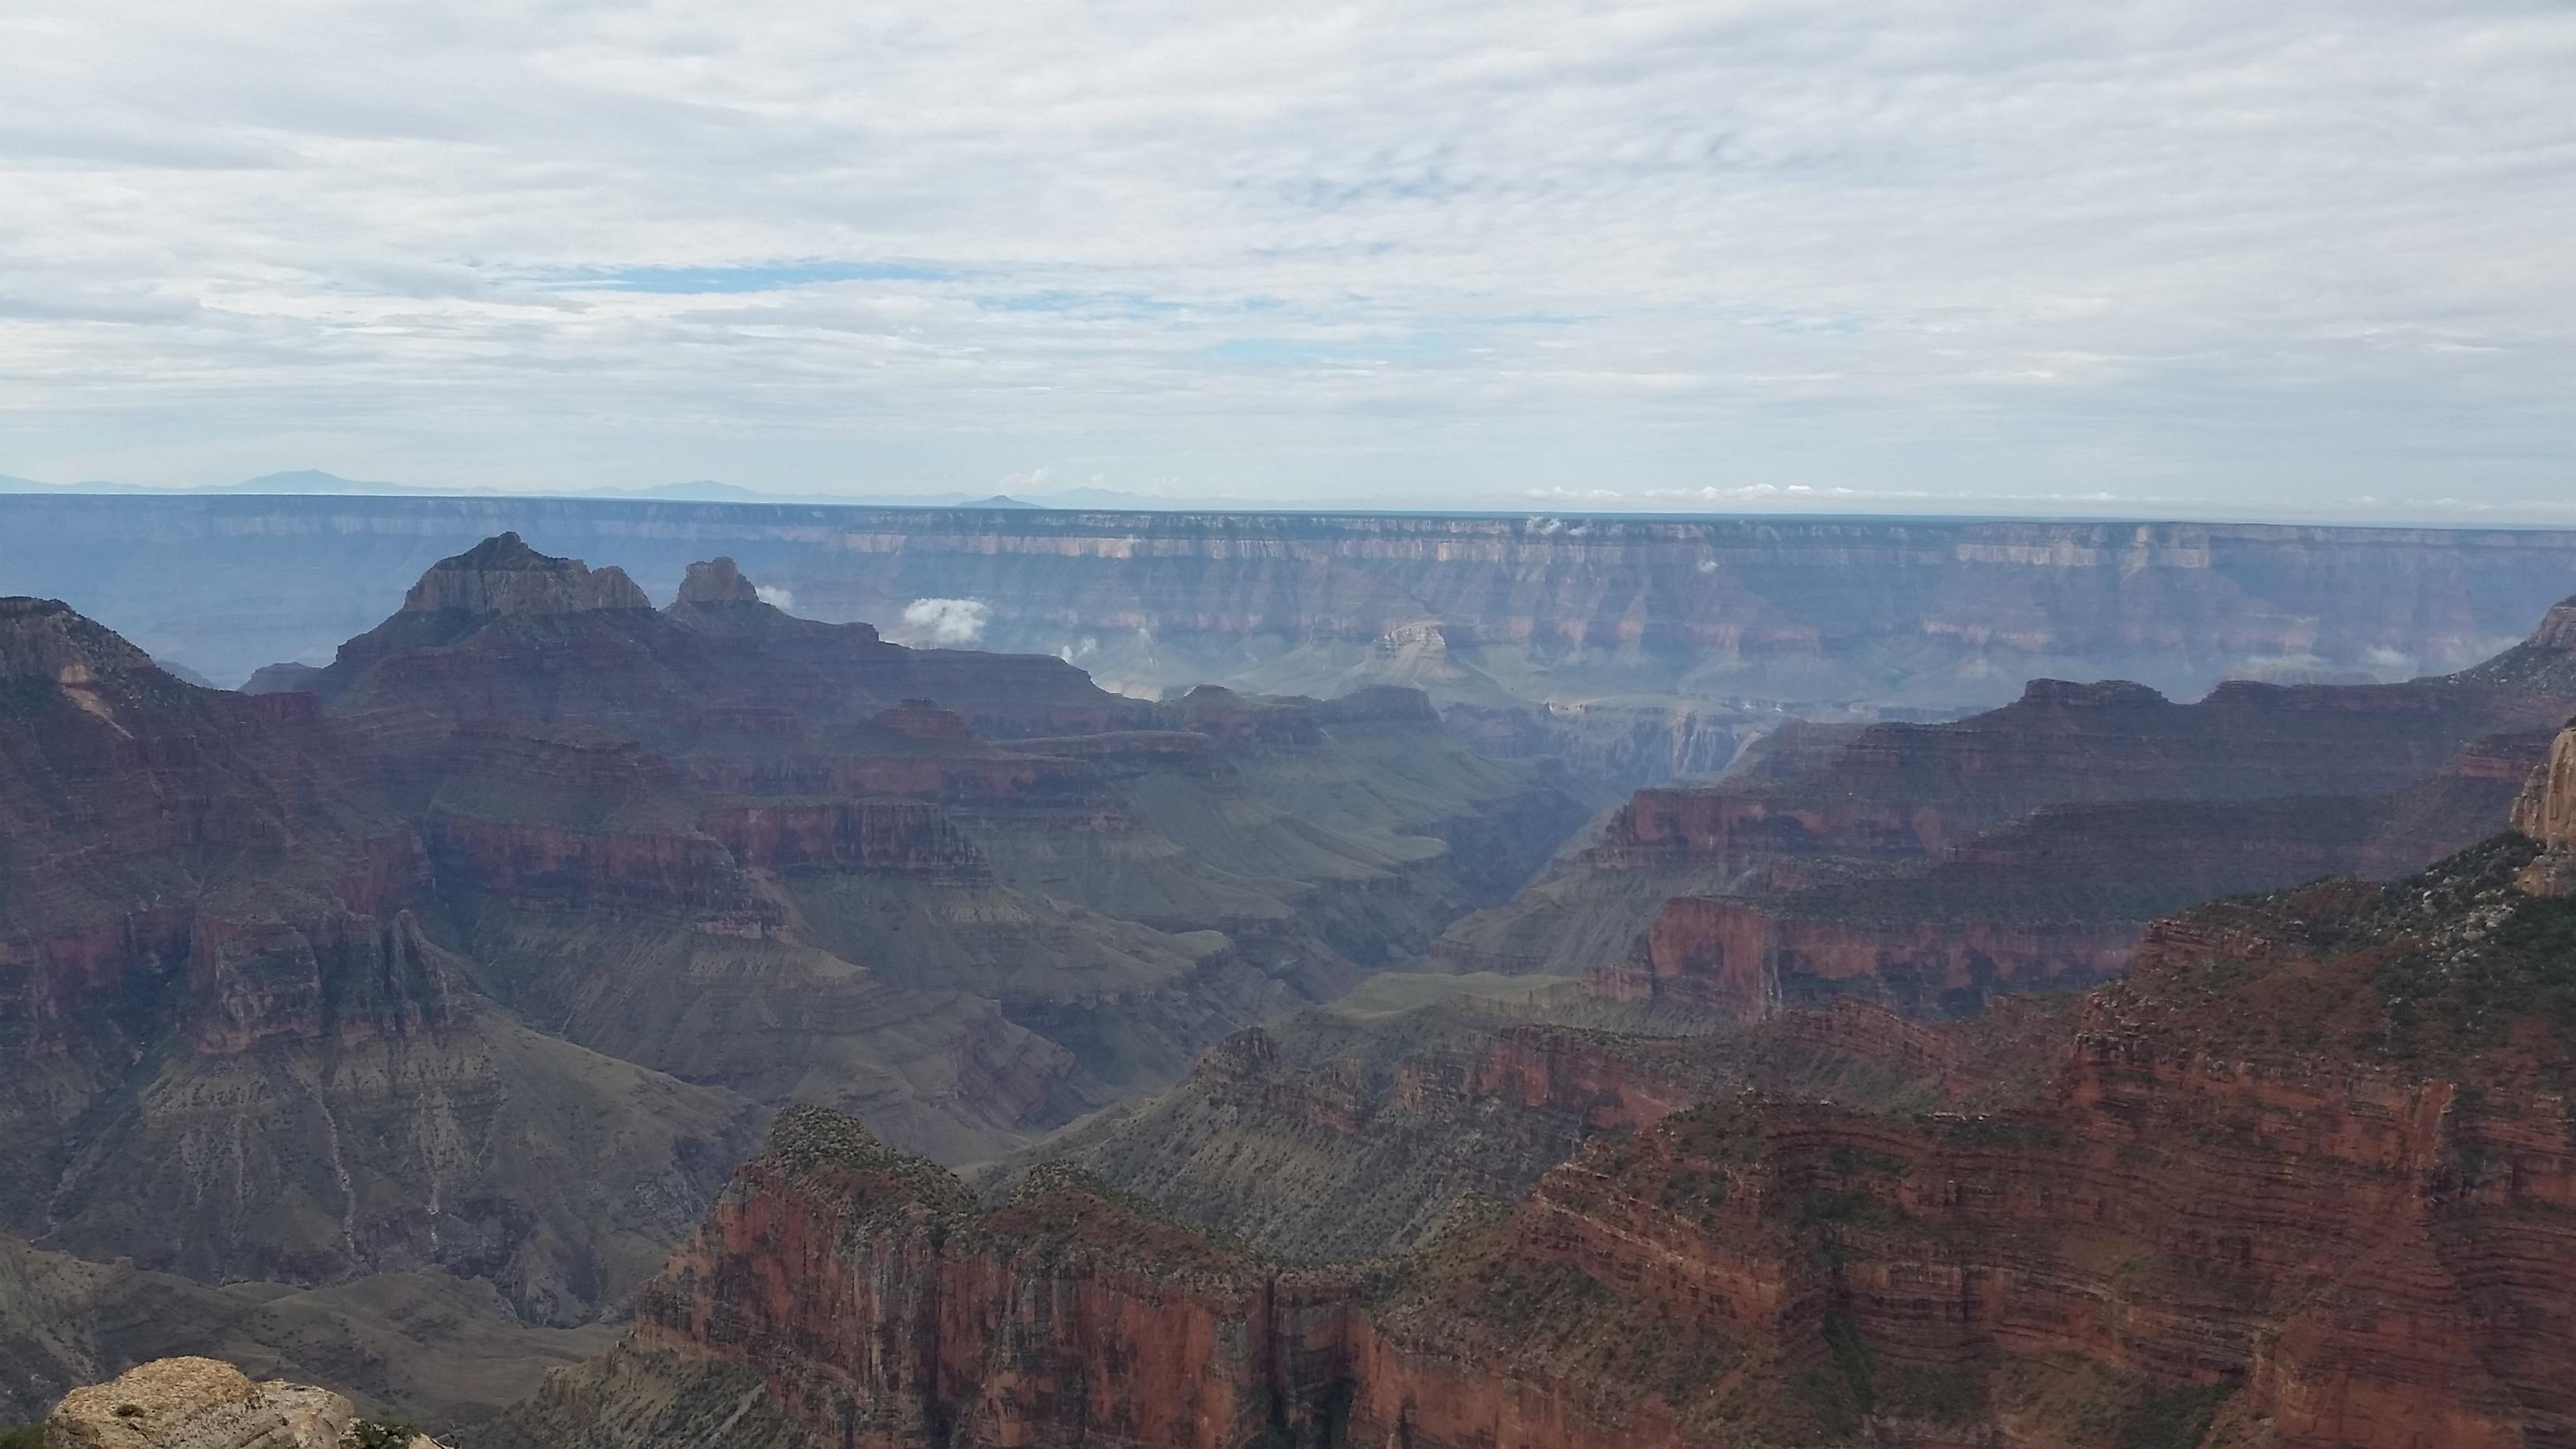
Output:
left=2, top=0, right=2573, bottom=519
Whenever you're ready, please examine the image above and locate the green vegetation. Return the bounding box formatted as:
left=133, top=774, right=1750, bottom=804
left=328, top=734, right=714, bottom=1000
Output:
left=1876, top=1360, right=1990, bottom=1425
left=1923, top=1113, right=2069, bottom=1150
left=2359, top=837, right=2576, bottom=1073
left=1789, top=1309, right=1876, bottom=1440
left=1789, top=1188, right=1909, bottom=1230
left=2113, top=1382, right=2233, bottom=1449
left=1828, top=1144, right=1908, bottom=1178
left=350, top=1420, right=426, bottom=1449
left=0, top=1425, right=42, bottom=1449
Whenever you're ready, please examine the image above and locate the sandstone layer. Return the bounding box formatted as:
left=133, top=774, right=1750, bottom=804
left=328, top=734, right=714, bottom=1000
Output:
left=495, top=826, right=2576, bottom=1448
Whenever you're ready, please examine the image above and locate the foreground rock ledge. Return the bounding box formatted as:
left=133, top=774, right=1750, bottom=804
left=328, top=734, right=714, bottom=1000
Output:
left=43, top=1357, right=440, bottom=1449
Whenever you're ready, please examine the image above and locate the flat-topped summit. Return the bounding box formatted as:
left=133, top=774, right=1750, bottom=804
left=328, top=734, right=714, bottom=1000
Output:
left=401, top=532, right=650, bottom=616
left=2016, top=677, right=2168, bottom=709
left=0, top=596, right=159, bottom=685
left=675, top=556, right=762, bottom=605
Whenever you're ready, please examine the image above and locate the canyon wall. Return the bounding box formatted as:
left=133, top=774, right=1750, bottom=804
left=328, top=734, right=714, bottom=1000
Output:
left=496, top=832, right=2576, bottom=1449
left=12, top=495, right=2576, bottom=726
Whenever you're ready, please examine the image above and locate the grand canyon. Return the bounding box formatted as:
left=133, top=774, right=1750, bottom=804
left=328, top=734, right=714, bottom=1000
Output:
left=9, top=501, right=2576, bottom=1449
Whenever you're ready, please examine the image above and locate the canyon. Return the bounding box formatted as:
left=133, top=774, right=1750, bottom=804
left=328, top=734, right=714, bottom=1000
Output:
left=488, top=731, right=2576, bottom=1447
left=0, top=534, right=1578, bottom=1425
left=13, top=500, right=2576, bottom=1445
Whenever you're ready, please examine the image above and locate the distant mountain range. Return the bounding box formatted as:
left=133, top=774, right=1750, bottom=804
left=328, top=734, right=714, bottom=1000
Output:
left=0, top=469, right=1211, bottom=511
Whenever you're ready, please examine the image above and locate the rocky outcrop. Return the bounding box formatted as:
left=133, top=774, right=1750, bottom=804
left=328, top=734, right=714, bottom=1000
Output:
left=43, top=1357, right=370, bottom=1449
left=0, top=596, right=158, bottom=684
left=2533, top=597, right=2576, bottom=650
left=2511, top=721, right=2576, bottom=846
left=672, top=556, right=758, bottom=605
left=399, top=533, right=649, bottom=616
left=2512, top=721, right=2576, bottom=895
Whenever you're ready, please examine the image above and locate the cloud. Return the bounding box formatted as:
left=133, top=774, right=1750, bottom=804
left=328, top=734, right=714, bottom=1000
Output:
left=0, top=0, right=2570, bottom=515
left=754, top=583, right=794, bottom=609
left=896, top=597, right=991, bottom=646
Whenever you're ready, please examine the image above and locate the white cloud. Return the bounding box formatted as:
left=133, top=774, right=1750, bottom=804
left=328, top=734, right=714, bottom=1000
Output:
left=896, top=597, right=991, bottom=646
left=2361, top=646, right=2418, bottom=678
left=0, top=0, right=2571, bottom=515
left=755, top=583, right=794, bottom=609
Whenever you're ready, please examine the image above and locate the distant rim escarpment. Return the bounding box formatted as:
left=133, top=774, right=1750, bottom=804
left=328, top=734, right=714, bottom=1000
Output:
left=9, top=492, right=2576, bottom=797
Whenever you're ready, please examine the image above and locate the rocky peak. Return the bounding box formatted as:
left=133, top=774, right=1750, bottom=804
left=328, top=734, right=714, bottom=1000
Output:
left=2532, top=596, right=2576, bottom=652
left=399, top=533, right=650, bottom=616
left=674, top=556, right=761, bottom=605
left=2513, top=720, right=2576, bottom=897
left=754, top=1104, right=976, bottom=1214
left=0, top=597, right=159, bottom=686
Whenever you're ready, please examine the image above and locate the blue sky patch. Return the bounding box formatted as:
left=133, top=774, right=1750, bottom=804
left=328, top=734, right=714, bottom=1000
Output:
left=558, top=260, right=950, bottom=294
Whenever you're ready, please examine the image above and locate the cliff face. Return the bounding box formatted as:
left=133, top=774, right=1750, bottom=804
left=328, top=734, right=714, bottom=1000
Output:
left=487, top=1109, right=1342, bottom=1449
left=399, top=531, right=650, bottom=616
left=2511, top=721, right=2576, bottom=848
left=1582, top=746, right=2559, bottom=1022
left=0, top=630, right=761, bottom=1324
left=12, top=498, right=2576, bottom=793
left=4, top=532, right=1589, bottom=1368
left=506, top=832, right=2576, bottom=1449
left=2512, top=721, right=2576, bottom=896
left=1435, top=602, right=2576, bottom=1022
left=1008, top=981, right=2065, bottom=1269
left=1597, top=674, right=2559, bottom=871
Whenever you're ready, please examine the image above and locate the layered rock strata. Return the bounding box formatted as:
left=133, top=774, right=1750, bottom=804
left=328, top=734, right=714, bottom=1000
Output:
left=2512, top=720, right=2576, bottom=896
left=500, top=826, right=2576, bottom=1448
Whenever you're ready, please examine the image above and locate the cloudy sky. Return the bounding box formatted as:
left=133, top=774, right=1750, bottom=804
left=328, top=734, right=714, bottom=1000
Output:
left=3, top=0, right=2571, bottom=517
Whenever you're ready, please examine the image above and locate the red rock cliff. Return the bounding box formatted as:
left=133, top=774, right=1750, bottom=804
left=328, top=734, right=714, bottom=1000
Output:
left=505, top=833, right=2576, bottom=1448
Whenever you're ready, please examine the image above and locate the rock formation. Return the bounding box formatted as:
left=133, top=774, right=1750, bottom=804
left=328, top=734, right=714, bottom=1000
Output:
left=0, top=596, right=159, bottom=684
left=398, top=532, right=650, bottom=616
left=2512, top=719, right=2576, bottom=896
left=0, top=542, right=1586, bottom=1421
left=1435, top=597, right=2576, bottom=1021
left=671, top=556, right=759, bottom=605
left=39, top=1356, right=438, bottom=1449
left=496, top=818, right=2576, bottom=1448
